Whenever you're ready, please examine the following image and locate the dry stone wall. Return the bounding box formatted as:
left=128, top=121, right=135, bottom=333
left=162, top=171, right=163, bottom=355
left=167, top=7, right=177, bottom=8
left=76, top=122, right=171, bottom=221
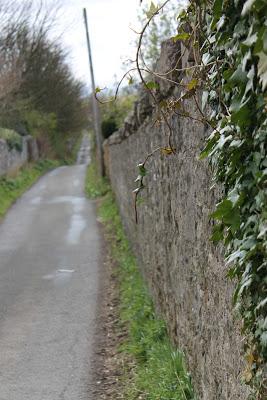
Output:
left=0, top=135, right=39, bottom=176
left=104, top=40, right=251, bottom=400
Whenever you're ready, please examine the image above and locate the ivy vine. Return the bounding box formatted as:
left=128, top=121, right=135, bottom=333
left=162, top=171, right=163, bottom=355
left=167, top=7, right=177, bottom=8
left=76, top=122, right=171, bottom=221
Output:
left=198, top=0, right=267, bottom=396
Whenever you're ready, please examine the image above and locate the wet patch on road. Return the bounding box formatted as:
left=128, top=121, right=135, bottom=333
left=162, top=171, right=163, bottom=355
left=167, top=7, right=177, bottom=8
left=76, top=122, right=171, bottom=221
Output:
left=42, top=269, right=76, bottom=286
left=66, top=214, right=87, bottom=245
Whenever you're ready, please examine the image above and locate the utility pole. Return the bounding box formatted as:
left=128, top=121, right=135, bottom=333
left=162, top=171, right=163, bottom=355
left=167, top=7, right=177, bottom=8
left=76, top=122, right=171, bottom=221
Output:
left=83, top=8, right=104, bottom=177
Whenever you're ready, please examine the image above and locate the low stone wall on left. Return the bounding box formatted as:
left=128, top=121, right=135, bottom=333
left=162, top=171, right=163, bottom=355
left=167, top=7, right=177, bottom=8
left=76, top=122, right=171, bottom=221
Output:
left=0, top=135, right=39, bottom=176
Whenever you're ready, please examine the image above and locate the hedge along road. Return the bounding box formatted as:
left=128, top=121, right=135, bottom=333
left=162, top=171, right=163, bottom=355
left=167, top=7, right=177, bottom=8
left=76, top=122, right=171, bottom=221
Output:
left=0, top=137, right=101, bottom=399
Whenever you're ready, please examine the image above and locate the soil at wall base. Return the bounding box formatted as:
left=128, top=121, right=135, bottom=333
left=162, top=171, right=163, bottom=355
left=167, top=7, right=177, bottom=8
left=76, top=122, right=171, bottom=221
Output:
left=90, top=205, right=131, bottom=400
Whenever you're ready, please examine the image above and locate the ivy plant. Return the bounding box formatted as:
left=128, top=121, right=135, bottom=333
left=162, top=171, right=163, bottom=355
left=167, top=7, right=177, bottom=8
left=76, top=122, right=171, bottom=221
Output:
left=198, top=0, right=267, bottom=396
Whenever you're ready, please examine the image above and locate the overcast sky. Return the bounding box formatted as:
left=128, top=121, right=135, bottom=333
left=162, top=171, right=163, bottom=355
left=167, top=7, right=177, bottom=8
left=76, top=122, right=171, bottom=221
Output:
left=56, top=0, right=142, bottom=90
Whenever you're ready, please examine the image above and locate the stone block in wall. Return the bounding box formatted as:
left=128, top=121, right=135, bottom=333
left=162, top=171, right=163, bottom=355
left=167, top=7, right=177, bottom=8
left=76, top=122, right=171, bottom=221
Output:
left=154, top=39, right=181, bottom=98
left=0, top=135, right=39, bottom=176
left=26, top=136, right=39, bottom=161
left=0, top=139, right=8, bottom=176
left=103, top=141, right=110, bottom=180
left=6, top=136, right=28, bottom=173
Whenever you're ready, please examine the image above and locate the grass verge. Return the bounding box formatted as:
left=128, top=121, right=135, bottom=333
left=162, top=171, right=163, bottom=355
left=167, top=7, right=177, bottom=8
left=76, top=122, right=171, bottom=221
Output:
left=0, top=159, right=59, bottom=218
left=86, top=160, right=196, bottom=400
left=85, top=156, right=109, bottom=199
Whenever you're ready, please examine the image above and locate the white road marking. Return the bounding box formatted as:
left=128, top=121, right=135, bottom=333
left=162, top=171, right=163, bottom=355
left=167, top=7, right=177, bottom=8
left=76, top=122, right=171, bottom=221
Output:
left=66, top=214, right=87, bottom=245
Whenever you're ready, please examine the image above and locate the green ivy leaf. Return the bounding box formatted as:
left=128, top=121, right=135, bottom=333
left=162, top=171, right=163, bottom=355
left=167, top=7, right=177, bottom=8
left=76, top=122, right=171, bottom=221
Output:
left=230, top=99, right=252, bottom=128
left=161, top=147, right=176, bottom=155
left=199, top=133, right=219, bottom=159
left=227, top=189, right=240, bottom=206
left=211, top=224, right=224, bottom=242
left=202, top=91, right=209, bottom=109
left=133, top=187, right=141, bottom=194
left=212, top=0, right=223, bottom=19
left=216, top=134, right=233, bottom=150
left=211, top=199, right=233, bottom=220
left=145, top=81, right=160, bottom=90
left=241, top=0, right=256, bottom=16
left=227, top=249, right=247, bottom=266
left=263, top=29, right=267, bottom=54
left=186, top=78, right=198, bottom=91
left=138, top=163, right=147, bottom=177
left=135, top=175, right=142, bottom=183
left=202, top=52, right=213, bottom=65
left=172, top=32, right=190, bottom=42
left=256, top=298, right=267, bottom=310
left=258, top=223, right=267, bottom=239
left=260, top=332, right=267, bottom=347
left=145, top=2, right=159, bottom=19
left=216, top=15, right=225, bottom=31
left=256, top=52, right=267, bottom=91
left=229, top=68, right=248, bottom=84
left=243, top=32, right=258, bottom=47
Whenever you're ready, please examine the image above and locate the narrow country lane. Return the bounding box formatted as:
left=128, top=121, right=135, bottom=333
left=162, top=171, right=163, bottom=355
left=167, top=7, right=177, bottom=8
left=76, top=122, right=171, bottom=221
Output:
left=0, top=136, right=101, bottom=399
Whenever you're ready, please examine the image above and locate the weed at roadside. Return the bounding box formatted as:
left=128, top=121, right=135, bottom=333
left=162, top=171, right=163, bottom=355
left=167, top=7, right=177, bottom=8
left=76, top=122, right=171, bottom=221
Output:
left=85, top=157, right=109, bottom=199
left=0, top=159, right=59, bottom=218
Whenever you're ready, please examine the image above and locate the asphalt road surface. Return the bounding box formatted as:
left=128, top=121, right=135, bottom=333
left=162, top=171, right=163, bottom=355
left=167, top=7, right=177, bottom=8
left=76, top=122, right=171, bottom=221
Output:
left=0, top=140, right=101, bottom=399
